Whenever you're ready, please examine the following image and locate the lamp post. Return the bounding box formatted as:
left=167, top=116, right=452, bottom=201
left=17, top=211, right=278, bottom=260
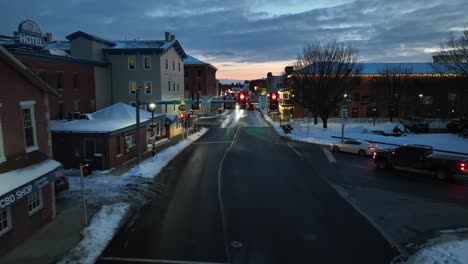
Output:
left=148, top=103, right=157, bottom=157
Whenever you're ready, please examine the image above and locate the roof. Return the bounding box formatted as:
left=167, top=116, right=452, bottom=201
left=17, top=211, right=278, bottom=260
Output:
left=66, top=31, right=116, bottom=46
left=45, top=41, right=70, bottom=51
left=0, top=45, right=59, bottom=96
left=51, top=102, right=162, bottom=133
left=0, top=159, right=62, bottom=197
left=112, top=40, right=164, bottom=49
left=165, top=114, right=178, bottom=123
left=184, top=55, right=208, bottom=65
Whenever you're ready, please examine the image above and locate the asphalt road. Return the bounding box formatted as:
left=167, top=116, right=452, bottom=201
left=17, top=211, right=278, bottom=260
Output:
left=99, top=110, right=400, bottom=264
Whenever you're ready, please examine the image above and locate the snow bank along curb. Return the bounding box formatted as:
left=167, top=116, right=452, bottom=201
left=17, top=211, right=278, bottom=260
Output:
left=59, top=128, right=209, bottom=264
left=58, top=203, right=130, bottom=264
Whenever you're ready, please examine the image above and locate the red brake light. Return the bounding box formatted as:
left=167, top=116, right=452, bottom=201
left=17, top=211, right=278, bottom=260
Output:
left=391, top=151, right=395, bottom=155
left=368, top=147, right=375, bottom=150
left=461, top=163, right=466, bottom=172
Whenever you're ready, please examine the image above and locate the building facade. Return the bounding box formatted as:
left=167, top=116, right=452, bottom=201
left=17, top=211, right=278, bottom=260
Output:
left=184, top=55, right=218, bottom=99
left=0, top=46, right=63, bottom=256
left=266, top=72, right=285, bottom=93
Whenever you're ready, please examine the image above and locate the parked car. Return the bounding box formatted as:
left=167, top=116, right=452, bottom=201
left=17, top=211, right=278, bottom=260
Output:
left=373, top=144, right=468, bottom=181
left=401, top=117, right=430, bottom=132
left=330, top=139, right=378, bottom=157
left=55, top=176, right=69, bottom=193
left=248, top=103, right=255, bottom=111
left=446, top=117, right=468, bottom=133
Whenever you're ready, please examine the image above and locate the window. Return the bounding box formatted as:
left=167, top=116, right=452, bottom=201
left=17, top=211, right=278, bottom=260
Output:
left=58, top=101, right=64, bottom=119
left=197, top=70, right=201, bottom=79
left=129, top=81, right=136, bottom=95
left=73, top=100, right=80, bottom=112
left=177, top=83, right=180, bottom=91
left=73, top=73, right=79, bottom=89
left=128, top=57, right=136, bottom=70
left=173, top=83, right=176, bottom=91
left=361, top=96, right=370, bottom=104
left=21, top=101, right=38, bottom=152
left=83, top=138, right=96, bottom=161
left=165, top=59, right=168, bottom=70
left=168, top=81, right=171, bottom=91
left=173, top=60, right=175, bottom=71
left=145, top=81, right=152, bottom=95
left=124, top=134, right=136, bottom=153
left=0, top=208, right=12, bottom=237
left=144, top=57, right=151, bottom=69
left=28, top=190, right=43, bottom=216
left=130, top=102, right=136, bottom=107
left=0, top=115, right=5, bottom=162
left=56, top=72, right=64, bottom=90
left=184, top=70, right=188, bottom=79
left=178, top=62, right=181, bottom=72
left=116, top=136, right=121, bottom=156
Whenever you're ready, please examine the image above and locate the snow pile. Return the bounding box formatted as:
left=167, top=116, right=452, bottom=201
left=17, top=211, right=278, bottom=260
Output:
left=199, top=110, right=230, bottom=120
left=58, top=203, right=129, bottom=264
left=124, top=128, right=208, bottom=178
left=407, top=239, right=468, bottom=264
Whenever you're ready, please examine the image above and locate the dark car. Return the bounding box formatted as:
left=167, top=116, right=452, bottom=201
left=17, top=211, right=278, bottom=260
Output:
left=401, top=117, right=430, bottom=132
left=248, top=103, right=255, bottom=111
left=373, top=144, right=468, bottom=181
left=55, top=176, right=69, bottom=193
left=446, top=118, right=468, bottom=133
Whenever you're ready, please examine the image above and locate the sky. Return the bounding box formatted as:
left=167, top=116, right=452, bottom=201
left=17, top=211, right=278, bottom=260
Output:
left=1, top=0, right=467, bottom=83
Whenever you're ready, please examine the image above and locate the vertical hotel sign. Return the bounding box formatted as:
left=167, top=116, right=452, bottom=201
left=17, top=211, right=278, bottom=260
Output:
left=14, top=20, right=45, bottom=49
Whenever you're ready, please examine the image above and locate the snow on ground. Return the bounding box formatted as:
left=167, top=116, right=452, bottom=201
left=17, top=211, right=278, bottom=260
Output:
left=58, top=203, right=129, bottom=264
left=199, top=109, right=230, bottom=119
left=406, top=232, right=468, bottom=264
left=267, top=116, right=468, bottom=155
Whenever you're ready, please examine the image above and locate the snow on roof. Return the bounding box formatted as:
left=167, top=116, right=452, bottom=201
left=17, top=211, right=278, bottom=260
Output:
left=0, top=159, right=62, bottom=196
left=165, top=114, right=178, bottom=123
left=360, top=63, right=438, bottom=74
left=44, top=41, right=70, bottom=51
left=91, top=102, right=154, bottom=120
left=112, top=40, right=164, bottom=49
left=47, top=50, right=71, bottom=57
left=184, top=55, right=208, bottom=65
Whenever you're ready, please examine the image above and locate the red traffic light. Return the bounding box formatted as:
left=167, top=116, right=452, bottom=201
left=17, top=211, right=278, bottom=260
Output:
left=82, top=163, right=92, bottom=177
left=240, top=93, right=245, bottom=100
left=271, top=93, right=277, bottom=100
left=179, top=113, right=185, bottom=119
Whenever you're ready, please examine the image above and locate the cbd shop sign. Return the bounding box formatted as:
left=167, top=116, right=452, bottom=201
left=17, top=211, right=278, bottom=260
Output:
left=14, top=20, right=45, bottom=49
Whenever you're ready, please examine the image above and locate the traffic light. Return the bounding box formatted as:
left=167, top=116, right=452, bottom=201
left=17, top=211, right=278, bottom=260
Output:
left=179, top=113, right=185, bottom=119
left=238, top=92, right=246, bottom=102
left=81, top=163, right=92, bottom=177
left=269, top=92, right=278, bottom=110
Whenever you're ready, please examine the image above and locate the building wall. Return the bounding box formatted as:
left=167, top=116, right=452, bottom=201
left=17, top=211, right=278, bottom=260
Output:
left=184, top=65, right=217, bottom=97
left=15, top=54, right=96, bottom=120
left=69, top=37, right=111, bottom=63
left=160, top=47, right=185, bottom=114
left=0, top=58, right=50, bottom=159
left=108, top=127, right=148, bottom=169
left=0, top=184, right=54, bottom=256
left=94, top=66, right=112, bottom=110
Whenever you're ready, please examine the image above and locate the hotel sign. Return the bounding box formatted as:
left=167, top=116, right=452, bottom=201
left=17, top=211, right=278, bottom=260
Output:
left=14, top=20, right=45, bottom=49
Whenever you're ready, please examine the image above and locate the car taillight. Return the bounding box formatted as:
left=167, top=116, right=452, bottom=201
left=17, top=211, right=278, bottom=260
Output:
left=461, top=163, right=466, bottom=172
left=368, top=146, right=375, bottom=151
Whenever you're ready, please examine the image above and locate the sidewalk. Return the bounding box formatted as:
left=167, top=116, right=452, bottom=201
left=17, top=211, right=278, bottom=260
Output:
left=0, top=133, right=189, bottom=264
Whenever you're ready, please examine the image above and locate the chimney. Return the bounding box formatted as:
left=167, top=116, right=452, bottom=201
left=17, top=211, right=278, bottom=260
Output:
left=284, top=66, right=293, bottom=75
left=165, top=32, right=170, bottom=42
left=45, top=32, right=53, bottom=43
left=267, top=72, right=273, bottom=78
left=170, top=34, right=175, bottom=41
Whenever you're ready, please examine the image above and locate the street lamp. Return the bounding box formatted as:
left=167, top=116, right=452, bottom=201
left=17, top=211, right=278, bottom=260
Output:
left=148, top=103, right=157, bottom=157
left=254, top=86, right=257, bottom=91
left=419, top=93, right=424, bottom=105
left=344, top=93, right=348, bottom=98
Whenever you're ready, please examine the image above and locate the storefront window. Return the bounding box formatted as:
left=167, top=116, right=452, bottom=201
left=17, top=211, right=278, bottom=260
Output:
left=0, top=208, right=11, bottom=237
left=125, top=134, right=136, bottom=153
left=27, top=190, right=43, bottom=216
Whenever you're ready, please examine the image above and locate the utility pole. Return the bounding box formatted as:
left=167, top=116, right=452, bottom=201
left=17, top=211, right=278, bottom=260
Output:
left=79, top=163, right=88, bottom=227
left=135, top=87, right=141, bottom=164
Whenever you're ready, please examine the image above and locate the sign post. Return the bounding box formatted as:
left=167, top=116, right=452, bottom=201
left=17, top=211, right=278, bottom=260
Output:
left=258, top=95, right=268, bottom=113
left=79, top=163, right=88, bottom=227
left=340, top=104, right=349, bottom=142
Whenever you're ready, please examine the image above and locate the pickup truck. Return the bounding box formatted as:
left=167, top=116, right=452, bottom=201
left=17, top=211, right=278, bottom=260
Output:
left=373, top=144, right=468, bottom=181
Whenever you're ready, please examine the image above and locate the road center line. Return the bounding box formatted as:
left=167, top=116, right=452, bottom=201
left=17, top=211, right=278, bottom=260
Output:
left=287, top=142, right=303, bottom=157
left=321, top=146, right=337, bottom=162
left=99, top=257, right=231, bottom=264
left=216, top=127, right=239, bottom=263
left=193, top=141, right=234, bottom=145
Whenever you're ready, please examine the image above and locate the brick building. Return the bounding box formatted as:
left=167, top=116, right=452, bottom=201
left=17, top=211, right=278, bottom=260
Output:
left=184, top=55, right=218, bottom=99
left=0, top=46, right=63, bottom=256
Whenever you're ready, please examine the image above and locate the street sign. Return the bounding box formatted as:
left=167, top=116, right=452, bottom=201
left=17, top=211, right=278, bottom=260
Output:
left=185, top=100, right=195, bottom=105
left=258, top=95, right=268, bottom=109
left=178, top=104, right=186, bottom=111
left=201, top=96, right=211, bottom=108
left=340, top=104, right=348, bottom=124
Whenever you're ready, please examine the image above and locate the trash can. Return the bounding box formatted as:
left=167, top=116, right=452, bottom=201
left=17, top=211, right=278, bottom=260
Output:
left=93, top=153, right=105, bottom=170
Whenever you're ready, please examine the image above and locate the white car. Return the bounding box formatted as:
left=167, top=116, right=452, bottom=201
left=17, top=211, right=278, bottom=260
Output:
left=330, top=139, right=378, bottom=157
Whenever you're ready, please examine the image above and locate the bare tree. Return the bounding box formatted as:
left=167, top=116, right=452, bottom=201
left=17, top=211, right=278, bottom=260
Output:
left=291, top=41, right=361, bottom=128
left=377, top=64, right=413, bottom=122
left=433, top=28, right=468, bottom=77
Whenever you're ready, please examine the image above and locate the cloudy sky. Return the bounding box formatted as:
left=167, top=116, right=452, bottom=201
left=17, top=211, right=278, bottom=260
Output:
left=1, top=0, right=466, bottom=82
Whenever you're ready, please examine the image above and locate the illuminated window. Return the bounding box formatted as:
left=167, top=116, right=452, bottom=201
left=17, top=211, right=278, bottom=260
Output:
left=28, top=190, right=43, bottom=216
left=144, top=57, right=151, bottom=69
left=21, top=101, right=38, bottom=153
left=0, top=208, right=12, bottom=237
left=124, top=134, right=136, bottom=153
left=129, top=81, right=136, bottom=95
left=128, top=57, right=136, bottom=70
left=145, top=81, right=152, bottom=95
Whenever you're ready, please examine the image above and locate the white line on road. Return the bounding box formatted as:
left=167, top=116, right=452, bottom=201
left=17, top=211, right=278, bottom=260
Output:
left=100, top=257, right=231, bottom=264
left=193, top=141, right=234, bottom=145
left=287, top=142, right=303, bottom=157
left=321, top=146, right=336, bottom=162
left=216, top=127, right=240, bottom=263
